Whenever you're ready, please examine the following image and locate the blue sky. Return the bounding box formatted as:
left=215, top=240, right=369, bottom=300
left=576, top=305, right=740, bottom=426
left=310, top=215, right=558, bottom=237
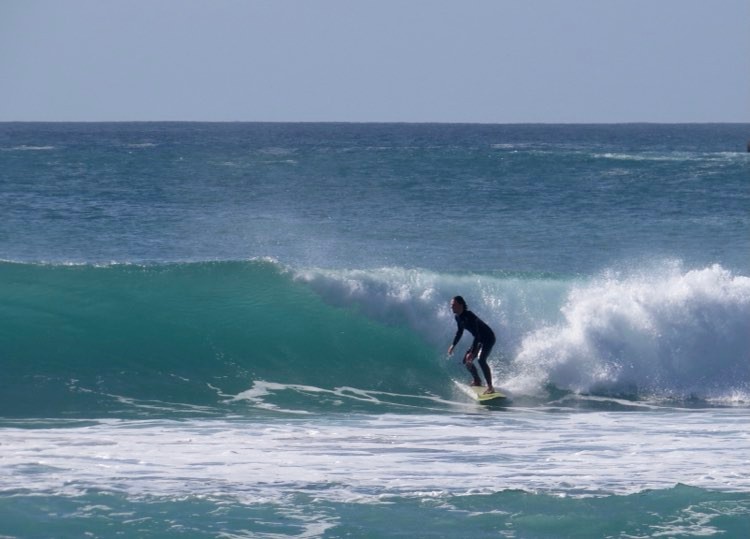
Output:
left=2, top=0, right=748, bottom=123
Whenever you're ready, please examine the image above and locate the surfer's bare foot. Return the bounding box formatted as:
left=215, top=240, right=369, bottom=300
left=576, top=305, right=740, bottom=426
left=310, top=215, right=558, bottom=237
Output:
left=483, top=387, right=495, bottom=395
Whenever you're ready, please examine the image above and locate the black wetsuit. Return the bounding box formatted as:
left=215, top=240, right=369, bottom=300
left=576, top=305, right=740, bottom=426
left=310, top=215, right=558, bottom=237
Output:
left=452, top=310, right=495, bottom=386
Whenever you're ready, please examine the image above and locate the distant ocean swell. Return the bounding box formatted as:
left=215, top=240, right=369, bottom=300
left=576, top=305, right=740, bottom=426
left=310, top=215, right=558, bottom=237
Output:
left=2, top=258, right=748, bottom=416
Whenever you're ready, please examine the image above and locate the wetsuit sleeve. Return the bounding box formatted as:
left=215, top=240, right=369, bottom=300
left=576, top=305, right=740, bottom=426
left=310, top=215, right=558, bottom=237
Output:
left=452, top=316, right=464, bottom=347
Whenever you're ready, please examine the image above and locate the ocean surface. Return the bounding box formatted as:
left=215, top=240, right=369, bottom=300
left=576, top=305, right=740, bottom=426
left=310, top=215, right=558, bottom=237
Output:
left=1, top=122, right=749, bottom=537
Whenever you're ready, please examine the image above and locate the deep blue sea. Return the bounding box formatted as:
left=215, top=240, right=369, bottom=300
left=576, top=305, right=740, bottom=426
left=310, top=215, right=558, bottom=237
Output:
left=1, top=123, right=749, bottom=537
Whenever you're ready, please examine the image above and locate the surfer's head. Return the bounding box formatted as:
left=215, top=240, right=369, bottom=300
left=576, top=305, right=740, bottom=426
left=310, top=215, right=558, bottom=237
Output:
left=451, top=295, right=467, bottom=314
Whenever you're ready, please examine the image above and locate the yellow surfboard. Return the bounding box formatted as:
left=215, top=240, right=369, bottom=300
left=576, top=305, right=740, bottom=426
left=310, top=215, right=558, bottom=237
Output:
left=454, top=381, right=507, bottom=402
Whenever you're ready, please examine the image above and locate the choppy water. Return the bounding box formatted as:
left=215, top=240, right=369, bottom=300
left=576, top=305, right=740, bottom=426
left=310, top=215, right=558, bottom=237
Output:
left=1, top=123, right=749, bottom=537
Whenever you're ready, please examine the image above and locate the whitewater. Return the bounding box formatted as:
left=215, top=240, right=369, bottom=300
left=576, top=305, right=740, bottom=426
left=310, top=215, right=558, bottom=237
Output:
left=1, top=123, right=749, bottom=538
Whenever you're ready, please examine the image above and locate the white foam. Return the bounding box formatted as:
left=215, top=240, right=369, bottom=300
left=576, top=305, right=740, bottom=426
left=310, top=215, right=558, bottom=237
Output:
left=124, top=142, right=157, bottom=149
left=506, top=263, right=750, bottom=400
left=2, top=409, right=749, bottom=502
left=1, top=145, right=56, bottom=151
left=230, top=380, right=464, bottom=414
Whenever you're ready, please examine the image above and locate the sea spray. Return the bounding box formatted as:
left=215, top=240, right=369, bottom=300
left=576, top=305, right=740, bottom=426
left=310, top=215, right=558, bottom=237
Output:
left=294, top=266, right=569, bottom=351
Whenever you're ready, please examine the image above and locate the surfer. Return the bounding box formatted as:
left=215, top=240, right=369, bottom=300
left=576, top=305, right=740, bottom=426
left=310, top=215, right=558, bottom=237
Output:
left=447, top=296, right=496, bottom=394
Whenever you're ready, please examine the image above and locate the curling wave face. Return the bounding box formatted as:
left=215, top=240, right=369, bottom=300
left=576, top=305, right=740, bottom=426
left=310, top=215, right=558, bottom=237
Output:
left=2, top=258, right=748, bottom=417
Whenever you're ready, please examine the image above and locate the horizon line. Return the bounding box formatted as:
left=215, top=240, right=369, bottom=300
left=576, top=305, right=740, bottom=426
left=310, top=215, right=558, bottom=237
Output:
left=2, top=120, right=749, bottom=126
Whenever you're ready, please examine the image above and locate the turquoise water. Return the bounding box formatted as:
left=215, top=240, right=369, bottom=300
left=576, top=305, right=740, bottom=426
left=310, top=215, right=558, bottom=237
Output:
left=1, top=123, right=749, bottom=537
left=2, top=259, right=748, bottom=417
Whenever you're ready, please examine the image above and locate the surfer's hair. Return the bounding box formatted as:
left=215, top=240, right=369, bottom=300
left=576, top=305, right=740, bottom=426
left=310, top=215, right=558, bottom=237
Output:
left=452, top=295, right=467, bottom=309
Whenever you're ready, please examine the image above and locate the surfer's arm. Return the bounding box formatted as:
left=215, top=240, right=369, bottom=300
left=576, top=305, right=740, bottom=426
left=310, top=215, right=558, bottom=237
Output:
left=452, top=328, right=463, bottom=347
left=448, top=320, right=464, bottom=354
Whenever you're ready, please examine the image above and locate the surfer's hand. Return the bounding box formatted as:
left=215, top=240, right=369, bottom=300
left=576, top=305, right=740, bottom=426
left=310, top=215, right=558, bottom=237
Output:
left=447, top=345, right=454, bottom=356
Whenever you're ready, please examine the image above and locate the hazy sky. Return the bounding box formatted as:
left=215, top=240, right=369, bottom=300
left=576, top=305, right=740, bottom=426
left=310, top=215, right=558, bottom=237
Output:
left=2, top=0, right=749, bottom=123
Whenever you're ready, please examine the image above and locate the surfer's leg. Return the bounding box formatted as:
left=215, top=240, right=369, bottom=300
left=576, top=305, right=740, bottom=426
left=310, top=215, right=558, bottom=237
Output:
left=477, top=356, right=492, bottom=387
left=463, top=354, right=482, bottom=386
left=476, top=341, right=495, bottom=391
